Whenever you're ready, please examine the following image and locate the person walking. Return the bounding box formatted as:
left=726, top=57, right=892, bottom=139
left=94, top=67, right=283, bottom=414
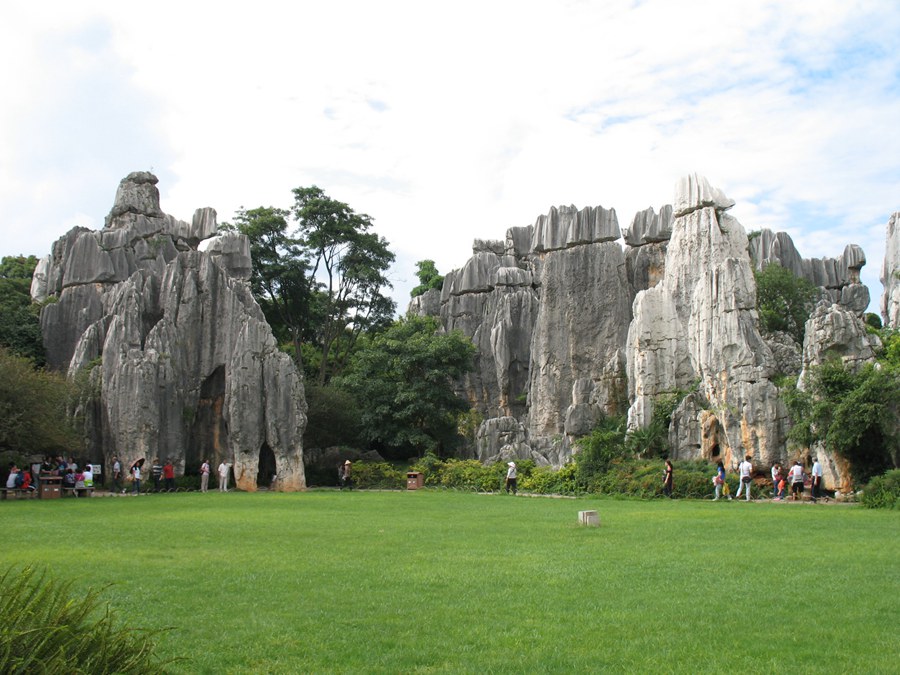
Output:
left=340, top=461, right=353, bottom=491
left=810, top=456, right=824, bottom=503
left=735, top=454, right=753, bottom=501
left=218, top=461, right=232, bottom=492
left=663, top=459, right=674, bottom=498
left=713, top=461, right=728, bottom=500
left=200, top=459, right=210, bottom=493
left=505, top=462, right=517, bottom=495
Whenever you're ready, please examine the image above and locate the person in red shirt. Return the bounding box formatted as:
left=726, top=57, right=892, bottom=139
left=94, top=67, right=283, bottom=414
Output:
left=163, top=459, right=176, bottom=492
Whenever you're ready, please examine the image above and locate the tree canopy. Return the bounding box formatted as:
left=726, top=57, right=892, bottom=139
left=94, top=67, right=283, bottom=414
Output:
left=0, top=346, right=82, bottom=456
left=0, top=255, right=44, bottom=365
left=335, top=315, right=476, bottom=458
left=754, top=262, right=818, bottom=344
left=410, top=259, right=444, bottom=298
left=784, top=332, right=900, bottom=484
left=225, top=187, right=396, bottom=384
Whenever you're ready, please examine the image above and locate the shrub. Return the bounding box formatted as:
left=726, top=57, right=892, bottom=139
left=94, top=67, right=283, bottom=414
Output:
left=0, top=566, right=178, bottom=674
left=860, top=469, right=900, bottom=509
left=351, top=462, right=405, bottom=489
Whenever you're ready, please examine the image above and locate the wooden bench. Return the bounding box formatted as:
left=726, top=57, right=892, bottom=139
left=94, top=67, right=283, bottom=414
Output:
left=1, top=487, right=38, bottom=500
left=62, top=487, right=94, bottom=498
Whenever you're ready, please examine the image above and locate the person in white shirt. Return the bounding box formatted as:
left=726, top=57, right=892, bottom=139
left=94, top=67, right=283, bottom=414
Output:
left=505, top=462, right=518, bottom=495
left=218, top=461, right=232, bottom=492
left=787, top=460, right=805, bottom=501
left=735, top=455, right=753, bottom=501
left=810, top=457, right=823, bottom=503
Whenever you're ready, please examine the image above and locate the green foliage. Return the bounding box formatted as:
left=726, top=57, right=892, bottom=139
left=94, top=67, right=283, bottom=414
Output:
left=574, top=416, right=627, bottom=483
left=336, top=316, right=475, bottom=458
left=406, top=455, right=534, bottom=492
left=860, top=469, right=900, bottom=509
left=786, top=358, right=899, bottom=484
left=350, top=461, right=406, bottom=489
left=754, top=262, right=817, bottom=343
left=410, top=259, right=444, bottom=298
left=591, top=459, right=724, bottom=499
left=519, top=461, right=580, bottom=495
left=303, top=384, right=362, bottom=450
left=292, top=186, right=396, bottom=384
left=625, top=391, right=684, bottom=458
left=0, top=255, right=44, bottom=365
left=227, top=187, right=397, bottom=385
left=0, top=566, right=176, bottom=674
left=864, top=312, right=883, bottom=330
left=0, top=347, right=82, bottom=455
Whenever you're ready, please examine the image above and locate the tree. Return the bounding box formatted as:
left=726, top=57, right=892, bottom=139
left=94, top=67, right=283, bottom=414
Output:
left=0, top=346, right=82, bottom=456
left=335, top=315, right=475, bottom=458
left=785, top=355, right=900, bottom=485
left=0, top=255, right=44, bottom=365
left=410, top=259, right=444, bottom=298
left=754, top=262, right=817, bottom=344
left=227, top=188, right=396, bottom=384
left=293, top=186, right=396, bottom=384
left=226, top=207, right=315, bottom=366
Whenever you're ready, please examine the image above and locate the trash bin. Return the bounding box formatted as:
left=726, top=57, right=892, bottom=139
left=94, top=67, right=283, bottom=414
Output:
left=406, top=472, right=424, bottom=490
left=40, top=475, right=62, bottom=499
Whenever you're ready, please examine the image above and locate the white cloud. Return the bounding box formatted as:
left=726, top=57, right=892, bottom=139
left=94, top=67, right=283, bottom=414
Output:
left=1, top=0, right=898, bottom=313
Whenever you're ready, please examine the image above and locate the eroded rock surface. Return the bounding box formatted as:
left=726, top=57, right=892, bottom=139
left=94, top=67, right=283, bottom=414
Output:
left=33, top=172, right=306, bottom=490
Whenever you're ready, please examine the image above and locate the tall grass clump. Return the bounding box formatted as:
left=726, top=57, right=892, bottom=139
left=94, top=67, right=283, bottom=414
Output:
left=860, top=469, right=900, bottom=509
left=0, top=566, right=178, bottom=674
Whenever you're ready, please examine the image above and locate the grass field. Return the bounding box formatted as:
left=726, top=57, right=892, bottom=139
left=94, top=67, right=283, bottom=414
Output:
left=1, top=491, right=898, bottom=673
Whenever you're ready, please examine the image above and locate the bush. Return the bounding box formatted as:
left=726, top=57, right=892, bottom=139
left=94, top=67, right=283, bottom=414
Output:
left=591, top=459, right=722, bottom=499
left=860, top=470, right=900, bottom=509
left=351, top=462, right=406, bottom=489
left=0, top=566, right=178, bottom=674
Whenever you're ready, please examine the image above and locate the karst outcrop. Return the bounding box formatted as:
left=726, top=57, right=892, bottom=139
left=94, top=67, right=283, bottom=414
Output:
left=412, top=173, right=888, bottom=489
left=32, top=172, right=307, bottom=490
left=882, top=212, right=900, bottom=328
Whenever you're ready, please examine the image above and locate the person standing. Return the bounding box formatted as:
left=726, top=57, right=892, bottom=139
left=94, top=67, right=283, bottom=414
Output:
left=163, top=459, right=175, bottom=492
left=150, top=458, right=163, bottom=492
left=111, top=455, right=123, bottom=493
left=130, top=458, right=145, bottom=495
left=505, top=462, right=517, bottom=495
left=663, top=459, right=674, bottom=498
left=771, top=463, right=782, bottom=499
left=340, top=461, right=353, bottom=491
left=810, top=456, right=824, bottom=503
left=735, top=455, right=753, bottom=501
left=200, top=459, right=210, bottom=493
left=713, top=461, right=728, bottom=500
left=218, top=461, right=232, bottom=492
left=788, top=459, right=805, bottom=501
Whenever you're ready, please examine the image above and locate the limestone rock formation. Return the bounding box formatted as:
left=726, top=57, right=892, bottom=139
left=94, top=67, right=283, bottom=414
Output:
left=882, top=212, right=900, bottom=328
left=33, top=172, right=306, bottom=491
left=410, top=173, right=886, bottom=484
left=628, top=174, right=787, bottom=469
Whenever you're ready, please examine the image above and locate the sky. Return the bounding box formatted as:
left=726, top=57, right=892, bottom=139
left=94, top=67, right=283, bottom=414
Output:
left=2, top=0, right=898, bottom=316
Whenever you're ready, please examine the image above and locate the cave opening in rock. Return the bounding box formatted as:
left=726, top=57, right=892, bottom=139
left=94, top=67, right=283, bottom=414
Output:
left=258, top=442, right=277, bottom=488
left=189, top=365, right=228, bottom=473
left=711, top=444, right=720, bottom=458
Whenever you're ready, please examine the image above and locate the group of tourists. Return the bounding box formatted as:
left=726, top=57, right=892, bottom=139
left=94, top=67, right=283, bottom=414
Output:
left=704, top=454, right=825, bottom=502
left=4, top=456, right=97, bottom=496
left=109, top=456, right=233, bottom=494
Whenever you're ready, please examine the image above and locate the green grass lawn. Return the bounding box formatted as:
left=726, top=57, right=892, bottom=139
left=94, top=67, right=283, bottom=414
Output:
left=2, top=491, right=898, bottom=673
